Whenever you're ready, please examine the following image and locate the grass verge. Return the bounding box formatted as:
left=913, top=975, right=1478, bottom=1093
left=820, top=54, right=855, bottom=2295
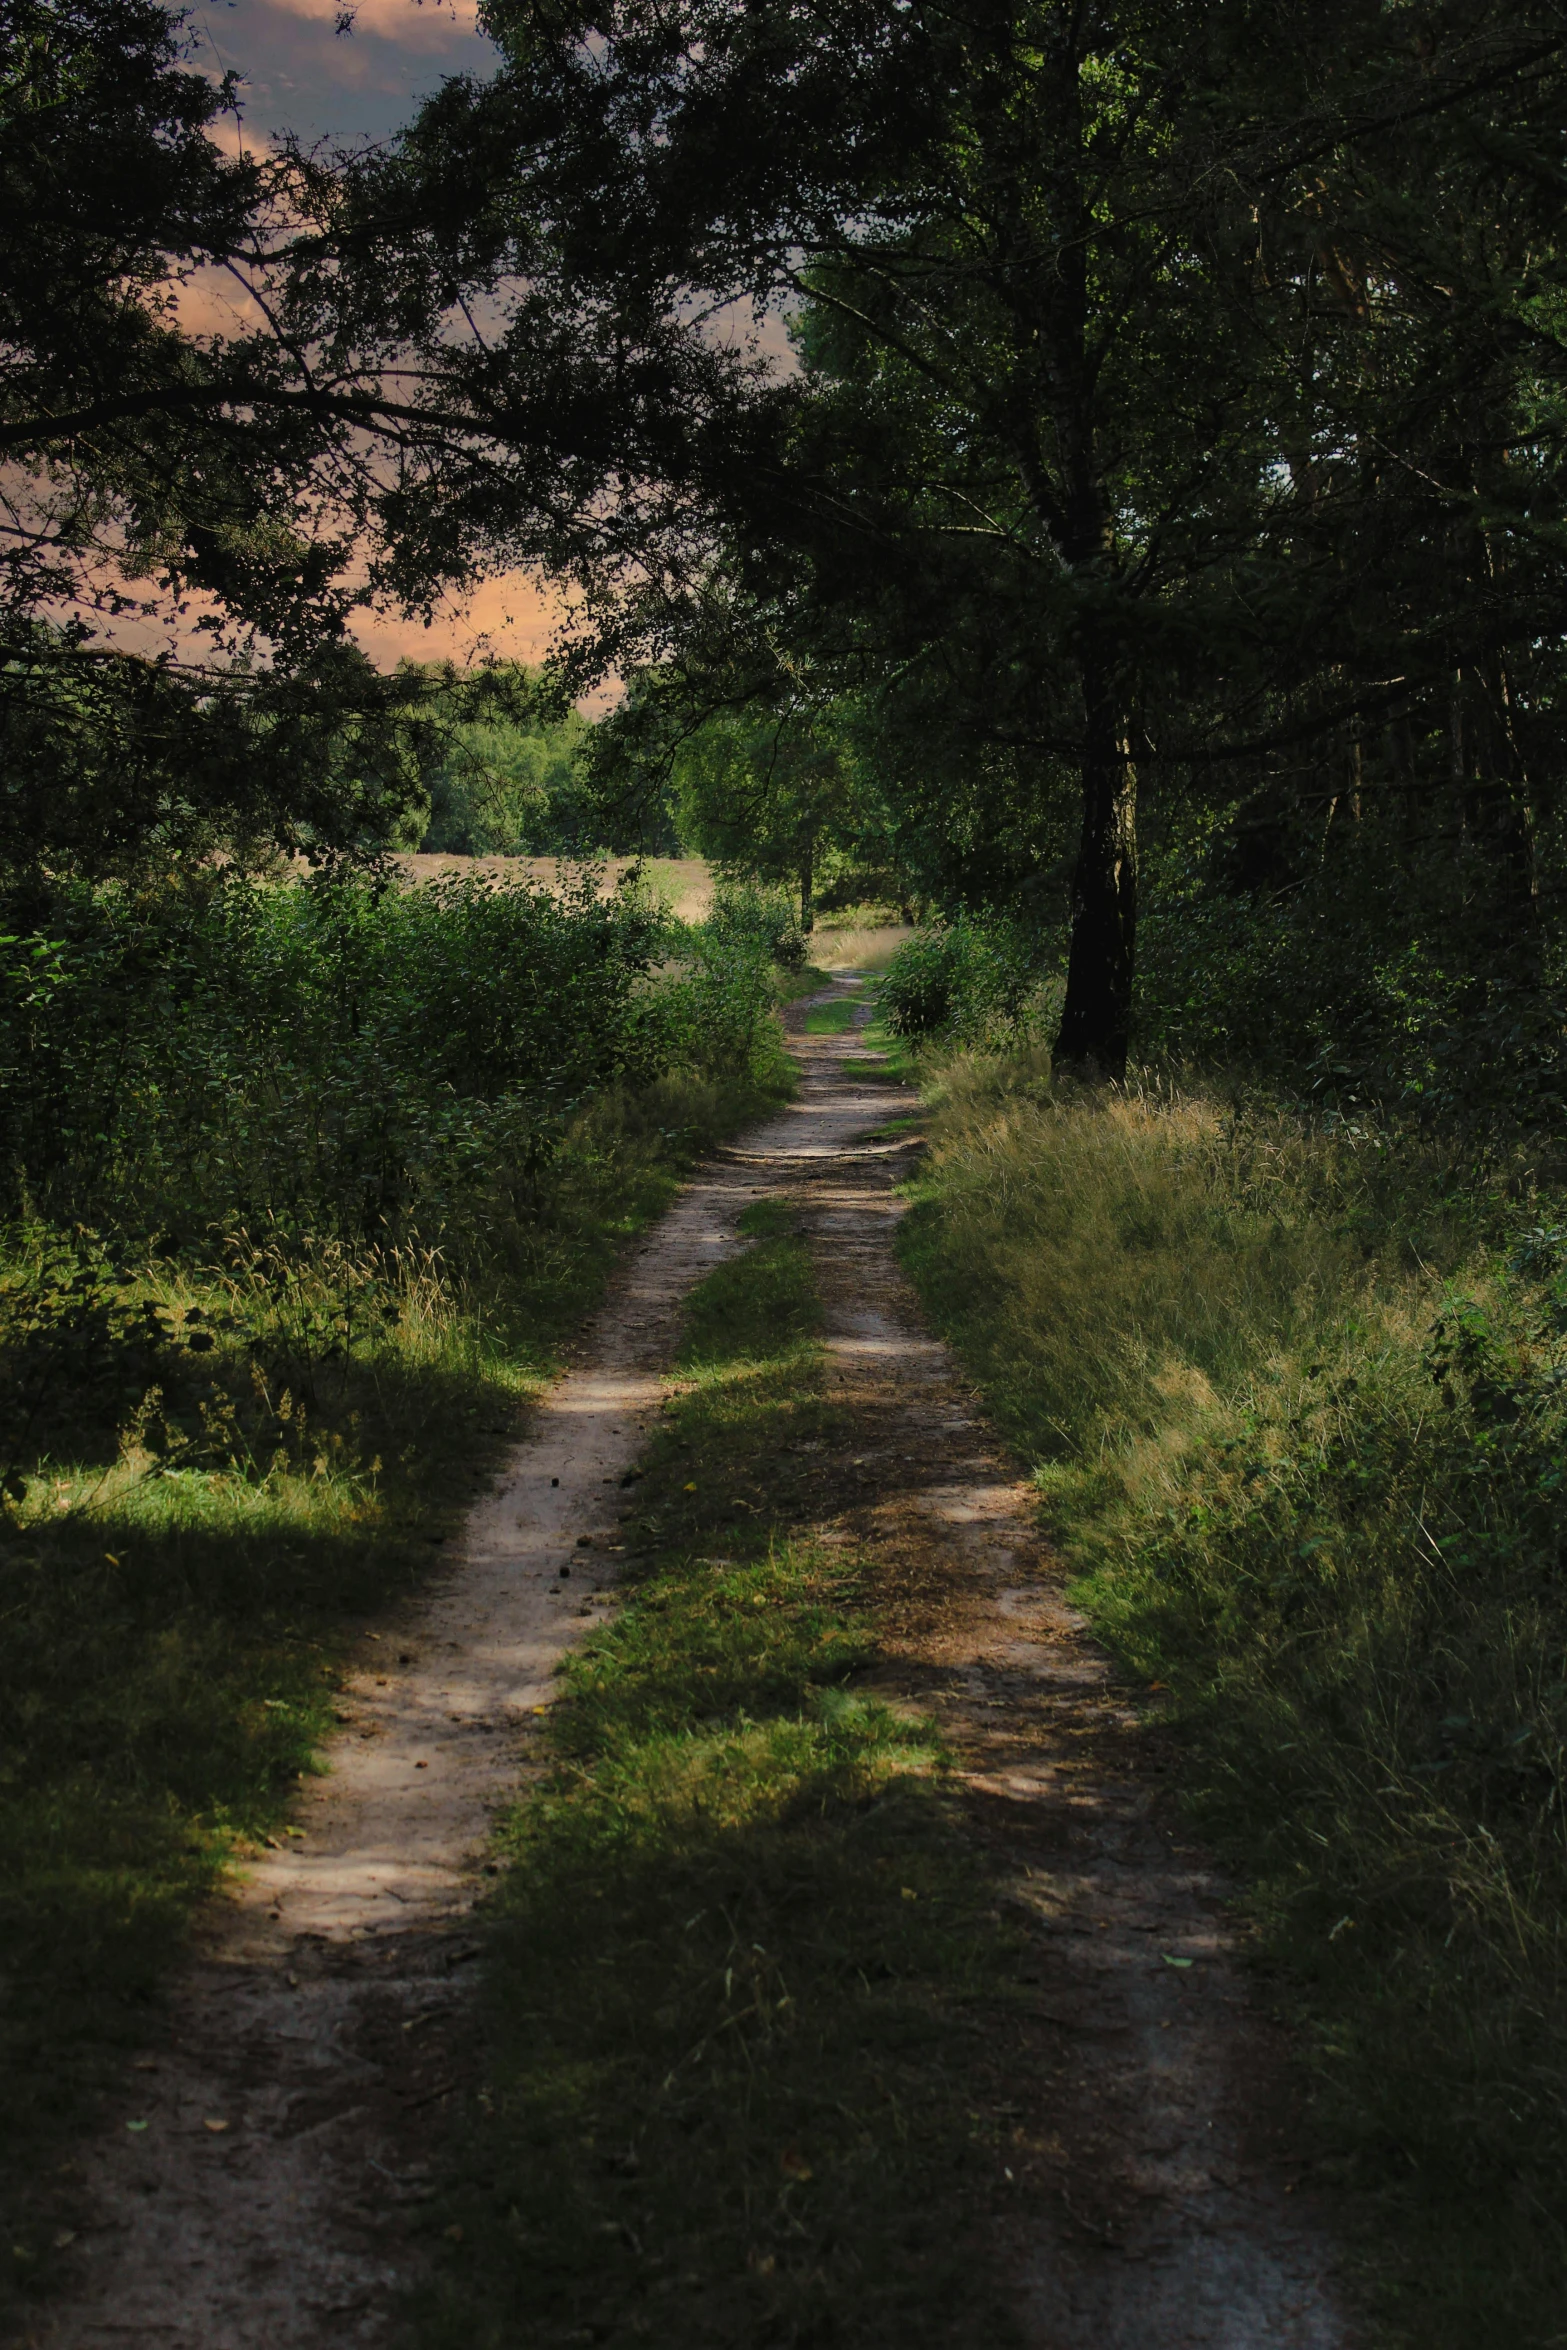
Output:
left=773, top=961, right=834, bottom=1006
left=897, top=1047, right=1567, bottom=2349
left=417, top=1205, right=1026, bottom=2350
left=801, top=994, right=858, bottom=1034
left=0, top=1063, right=788, bottom=2316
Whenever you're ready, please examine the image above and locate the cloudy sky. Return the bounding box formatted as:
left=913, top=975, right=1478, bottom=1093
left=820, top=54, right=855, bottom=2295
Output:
left=191, top=0, right=570, bottom=671
left=200, top=0, right=494, bottom=150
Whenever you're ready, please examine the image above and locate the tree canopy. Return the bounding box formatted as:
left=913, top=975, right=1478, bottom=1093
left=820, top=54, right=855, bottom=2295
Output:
left=13, top=0, right=1567, bottom=1093
left=340, top=0, right=1567, bottom=1070
left=0, top=0, right=754, bottom=879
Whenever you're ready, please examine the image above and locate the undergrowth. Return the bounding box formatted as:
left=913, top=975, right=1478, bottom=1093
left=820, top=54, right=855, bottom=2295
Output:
left=0, top=871, right=795, bottom=2312
left=419, top=1208, right=1023, bottom=2350
left=899, top=1048, right=1567, bottom=2349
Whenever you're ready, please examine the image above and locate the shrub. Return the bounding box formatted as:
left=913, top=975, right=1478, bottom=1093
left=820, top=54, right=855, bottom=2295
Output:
left=1135, top=830, right=1567, bottom=1144
left=0, top=866, right=786, bottom=1257
left=881, top=913, right=1054, bottom=1046
left=704, top=878, right=808, bottom=968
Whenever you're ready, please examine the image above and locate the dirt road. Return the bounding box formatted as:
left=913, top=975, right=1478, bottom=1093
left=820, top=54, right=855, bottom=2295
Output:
left=790, top=996, right=1351, bottom=2349
left=27, top=979, right=1352, bottom=2348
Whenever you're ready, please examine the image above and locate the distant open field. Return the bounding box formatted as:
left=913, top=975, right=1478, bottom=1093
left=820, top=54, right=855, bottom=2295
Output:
left=395, top=854, right=715, bottom=923
left=393, top=861, right=914, bottom=970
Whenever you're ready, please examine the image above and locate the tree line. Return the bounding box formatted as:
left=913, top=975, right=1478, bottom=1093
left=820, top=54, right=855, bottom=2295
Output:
left=8, top=0, right=1567, bottom=1091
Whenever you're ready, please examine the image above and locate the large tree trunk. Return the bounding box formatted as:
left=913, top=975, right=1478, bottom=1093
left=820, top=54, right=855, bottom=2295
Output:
left=798, top=833, right=815, bottom=934
left=1054, top=657, right=1137, bottom=1077
left=1479, top=653, right=1540, bottom=929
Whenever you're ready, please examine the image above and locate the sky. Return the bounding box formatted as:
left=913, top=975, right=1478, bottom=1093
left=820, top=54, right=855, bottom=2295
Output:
left=198, top=0, right=494, bottom=153
left=192, top=0, right=567, bottom=672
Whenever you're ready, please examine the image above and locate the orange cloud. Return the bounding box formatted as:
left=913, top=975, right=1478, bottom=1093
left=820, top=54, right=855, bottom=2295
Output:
left=354, top=575, right=623, bottom=709
left=167, top=262, right=270, bottom=337
left=352, top=571, right=564, bottom=670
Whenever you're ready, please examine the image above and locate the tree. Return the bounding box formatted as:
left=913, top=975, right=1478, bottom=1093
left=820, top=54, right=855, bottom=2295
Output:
left=360, top=0, right=1270, bottom=1064
left=0, top=630, right=451, bottom=886
left=404, top=663, right=600, bottom=856
left=665, top=699, right=886, bottom=931
left=0, top=0, right=760, bottom=879
left=369, top=0, right=1567, bottom=1070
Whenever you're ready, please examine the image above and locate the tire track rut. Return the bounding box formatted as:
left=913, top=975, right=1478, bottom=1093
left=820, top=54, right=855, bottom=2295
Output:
left=25, top=977, right=1353, bottom=2349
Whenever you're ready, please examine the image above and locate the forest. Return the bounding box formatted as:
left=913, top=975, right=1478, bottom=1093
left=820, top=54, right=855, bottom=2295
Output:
left=7, top=1, right=1567, bottom=2344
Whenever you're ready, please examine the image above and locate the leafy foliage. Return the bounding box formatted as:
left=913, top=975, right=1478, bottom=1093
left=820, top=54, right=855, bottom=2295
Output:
left=881, top=915, right=1055, bottom=1050
left=2, top=868, right=681, bottom=1247
left=1133, top=804, right=1567, bottom=1145
left=404, top=664, right=608, bottom=856
left=349, top=0, right=1567, bottom=1072
left=700, top=877, right=809, bottom=971
left=0, top=865, right=795, bottom=2303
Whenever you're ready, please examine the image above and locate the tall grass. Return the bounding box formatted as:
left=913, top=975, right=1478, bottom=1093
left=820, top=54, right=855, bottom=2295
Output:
left=900, top=1051, right=1567, bottom=2348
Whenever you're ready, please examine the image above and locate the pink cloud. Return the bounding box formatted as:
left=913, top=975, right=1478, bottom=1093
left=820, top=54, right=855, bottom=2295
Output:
left=353, top=572, right=565, bottom=671
left=263, top=0, right=481, bottom=45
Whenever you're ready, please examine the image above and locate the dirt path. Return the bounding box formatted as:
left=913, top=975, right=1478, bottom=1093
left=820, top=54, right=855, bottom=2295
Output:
left=788, top=993, right=1353, bottom=2349
left=27, top=979, right=1353, bottom=2349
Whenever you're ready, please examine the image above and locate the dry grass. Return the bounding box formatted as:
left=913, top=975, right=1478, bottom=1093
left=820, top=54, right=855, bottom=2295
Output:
left=809, top=922, right=914, bottom=972
left=394, top=853, right=715, bottom=922
left=904, top=1051, right=1451, bottom=1457
left=899, top=1051, right=1567, bottom=2348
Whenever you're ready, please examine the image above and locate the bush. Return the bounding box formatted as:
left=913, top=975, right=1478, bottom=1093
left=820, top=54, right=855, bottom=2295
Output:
left=881, top=913, right=1053, bottom=1046
left=0, top=858, right=793, bottom=2257
left=704, top=878, right=808, bottom=968
left=0, top=866, right=785, bottom=1258
left=647, top=932, right=783, bottom=1081
left=0, top=860, right=795, bottom=1528
left=1135, top=827, right=1567, bottom=1143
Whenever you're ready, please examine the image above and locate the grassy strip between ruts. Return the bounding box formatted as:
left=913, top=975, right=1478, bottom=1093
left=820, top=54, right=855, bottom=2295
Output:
left=773, top=961, right=834, bottom=1006
left=800, top=996, right=859, bottom=1034
left=417, top=1203, right=1026, bottom=2350
left=0, top=1062, right=789, bottom=2317
left=896, top=1046, right=1567, bottom=2350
